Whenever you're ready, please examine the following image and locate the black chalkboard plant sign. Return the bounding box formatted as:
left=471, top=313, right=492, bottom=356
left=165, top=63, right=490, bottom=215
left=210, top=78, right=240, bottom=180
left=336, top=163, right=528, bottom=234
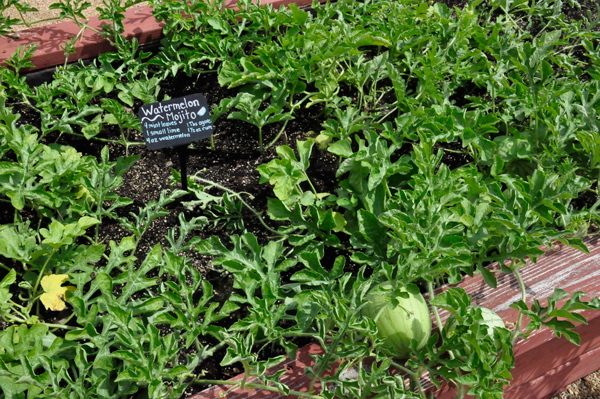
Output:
left=139, top=94, right=213, bottom=150
left=1, top=0, right=600, bottom=399
left=139, top=93, right=213, bottom=190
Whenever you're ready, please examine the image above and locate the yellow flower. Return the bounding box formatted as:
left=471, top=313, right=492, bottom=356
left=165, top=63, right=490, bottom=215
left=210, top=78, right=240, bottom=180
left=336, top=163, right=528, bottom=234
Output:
left=40, top=274, right=76, bottom=311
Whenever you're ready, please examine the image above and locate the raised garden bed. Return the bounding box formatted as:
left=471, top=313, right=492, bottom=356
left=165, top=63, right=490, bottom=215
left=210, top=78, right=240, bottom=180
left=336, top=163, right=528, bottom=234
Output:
left=0, top=0, right=327, bottom=73
left=190, top=237, right=600, bottom=399
left=1, top=0, right=600, bottom=398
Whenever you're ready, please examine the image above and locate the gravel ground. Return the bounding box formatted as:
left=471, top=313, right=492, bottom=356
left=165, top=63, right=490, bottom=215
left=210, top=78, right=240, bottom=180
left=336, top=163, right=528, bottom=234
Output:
left=551, top=371, right=600, bottom=399
left=4, top=1, right=600, bottom=398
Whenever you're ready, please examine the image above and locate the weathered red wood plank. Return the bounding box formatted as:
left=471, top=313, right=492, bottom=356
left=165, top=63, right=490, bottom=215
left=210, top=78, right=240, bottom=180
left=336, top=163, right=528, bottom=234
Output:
left=505, top=343, right=600, bottom=399
left=189, top=343, right=331, bottom=399
left=0, top=0, right=328, bottom=72
left=505, top=313, right=600, bottom=399
left=0, top=5, right=163, bottom=70
left=433, top=313, right=600, bottom=399
left=430, top=235, right=600, bottom=398
left=190, top=237, right=600, bottom=399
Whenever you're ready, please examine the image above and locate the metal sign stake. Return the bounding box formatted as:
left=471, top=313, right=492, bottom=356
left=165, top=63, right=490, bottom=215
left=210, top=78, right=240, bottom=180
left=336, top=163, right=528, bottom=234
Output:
left=178, top=145, right=188, bottom=191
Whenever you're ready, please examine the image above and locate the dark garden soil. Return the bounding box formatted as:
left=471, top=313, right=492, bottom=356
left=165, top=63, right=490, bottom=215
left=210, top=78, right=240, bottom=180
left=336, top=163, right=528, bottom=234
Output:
left=3, top=0, right=599, bottom=397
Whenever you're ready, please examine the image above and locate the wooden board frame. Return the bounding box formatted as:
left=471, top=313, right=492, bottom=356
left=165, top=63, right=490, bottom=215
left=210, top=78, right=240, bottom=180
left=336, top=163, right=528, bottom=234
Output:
left=0, top=0, right=324, bottom=71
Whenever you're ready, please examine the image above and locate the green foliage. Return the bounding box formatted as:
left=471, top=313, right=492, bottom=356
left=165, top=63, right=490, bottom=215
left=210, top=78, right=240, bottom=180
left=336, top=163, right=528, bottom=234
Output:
left=119, top=189, right=188, bottom=241
left=227, top=91, right=294, bottom=152
left=69, top=146, right=139, bottom=234
left=511, top=288, right=600, bottom=345
left=2, top=0, right=600, bottom=398
left=427, top=289, right=514, bottom=398
left=257, top=139, right=318, bottom=206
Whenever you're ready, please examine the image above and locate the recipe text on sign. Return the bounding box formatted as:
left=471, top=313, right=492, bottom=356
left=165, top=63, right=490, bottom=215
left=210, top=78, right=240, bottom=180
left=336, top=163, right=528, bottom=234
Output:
left=139, top=93, right=213, bottom=150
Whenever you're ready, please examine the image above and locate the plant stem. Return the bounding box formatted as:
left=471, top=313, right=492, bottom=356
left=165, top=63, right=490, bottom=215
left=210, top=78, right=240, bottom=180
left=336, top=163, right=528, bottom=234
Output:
left=427, top=281, right=444, bottom=330
left=266, top=118, right=291, bottom=149
left=391, top=361, right=426, bottom=398
left=511, top=262, right=527, bottom=345
left=455, top=382, right=464, bottom=399
left=384, top=179, right=393, bottom=198
left=441, top=147, right=468, bottom=154
left=240, top=360, right=250, bottom=389
left=304, top=172, right=319, bottom=196
left=4, top=311, right=26, bottom=324
left=376, top=106, right=398, bottom=124
left=389, top=361, right=420, bottom=379
left=45, top=322, right=77, bottom=330
left=197, top=340, right=227, bottom=361
left=119, top=125, right=129, bottom=156
left=50, top=312, right=76, bottom=333
left=308, top=312, right=353, bottom=393
left=192, top=176, right=282, bottom=236
left=415, top=370, right=427, bottom=398
left=21, top=16, right=61, bottom=27
left=7, top=304, right=30, bottom=322
left=190, top=378, right=324, bottom=398
left=28, top=250, right=56, bottom=313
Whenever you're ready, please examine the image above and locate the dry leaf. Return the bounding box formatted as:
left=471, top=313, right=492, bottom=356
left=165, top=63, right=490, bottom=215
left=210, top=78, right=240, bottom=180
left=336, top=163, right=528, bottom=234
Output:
left=40, top=274, right=76, bottom=311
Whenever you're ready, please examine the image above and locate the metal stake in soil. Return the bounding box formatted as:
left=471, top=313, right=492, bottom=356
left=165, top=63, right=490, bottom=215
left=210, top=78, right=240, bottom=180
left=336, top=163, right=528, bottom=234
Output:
left=178, top=145, right=189, bottom=191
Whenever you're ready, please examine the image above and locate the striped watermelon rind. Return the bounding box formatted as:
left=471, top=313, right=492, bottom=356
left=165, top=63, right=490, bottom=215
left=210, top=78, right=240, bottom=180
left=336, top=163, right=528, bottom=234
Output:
left=362, top=282, right=432, bottom=359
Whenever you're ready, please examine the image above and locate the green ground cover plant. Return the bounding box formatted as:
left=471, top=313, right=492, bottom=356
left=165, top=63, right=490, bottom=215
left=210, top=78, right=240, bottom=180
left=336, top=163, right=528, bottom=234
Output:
left=1, top=0, right=600, bottom=398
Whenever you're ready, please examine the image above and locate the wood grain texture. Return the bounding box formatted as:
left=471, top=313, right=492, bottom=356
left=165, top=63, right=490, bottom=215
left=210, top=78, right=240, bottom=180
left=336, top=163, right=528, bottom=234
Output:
left=505, top=343, right=600, bottom=399
left=188, top=343, right=330, bottom=399
left=422, top=235, right=600, bottom=398
left=0, top=0, right=329, bottom=71
left=1, top=5, right=161, bottom=70
left=190, top=237, right=600, bottom=399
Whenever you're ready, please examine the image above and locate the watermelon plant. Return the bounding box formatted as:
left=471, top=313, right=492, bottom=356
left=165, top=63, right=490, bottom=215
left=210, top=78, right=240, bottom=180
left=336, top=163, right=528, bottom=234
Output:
left=443, top=306, right=505, bottom=341
left=1, top=0, right=600, bottom=398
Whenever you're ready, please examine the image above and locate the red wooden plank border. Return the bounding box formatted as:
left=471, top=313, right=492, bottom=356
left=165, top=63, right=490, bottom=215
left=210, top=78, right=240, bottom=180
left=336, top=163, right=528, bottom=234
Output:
left=1, top=5, right=161, bottom=71
left=190, top=343, right=329, bottom=399
left=0, top=0, right=327, bottom=72
left=189, top=236, right=600, bottom=399
left=432, top=236, right=600, bottom=399
left=506, top=343, right=600, bottom=399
